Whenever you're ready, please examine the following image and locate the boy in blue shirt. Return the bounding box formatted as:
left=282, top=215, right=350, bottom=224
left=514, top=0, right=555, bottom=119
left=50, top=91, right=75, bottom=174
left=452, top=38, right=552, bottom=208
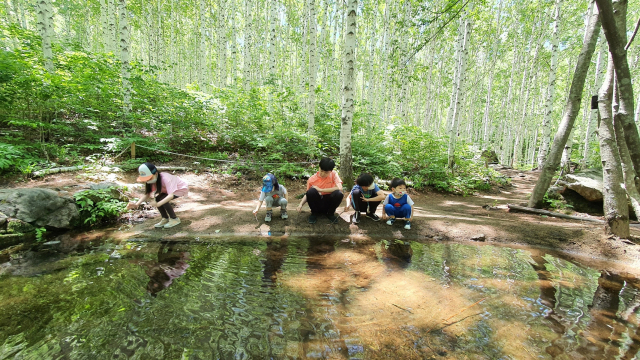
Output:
left=344, top=173, right=386, bottom=224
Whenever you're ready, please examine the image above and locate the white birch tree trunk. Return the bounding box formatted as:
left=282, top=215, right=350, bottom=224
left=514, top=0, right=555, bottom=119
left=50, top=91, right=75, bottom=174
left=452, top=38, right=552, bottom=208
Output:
left=269, top=0, right=276, bottom=81
left=244, top=0, right=252, bottom=90
left=598, top=57, right=629, bottom=237
left=118, top=0, right=131, bottom=115
left=307, top=0, right=317, bottom=134
left=217, top=0, right=227, bottom=87
left=339, top=0, right=357, bottom=189
left=528, top=5, right=600, bottom=208
left=199, top=0, right=208, bottom=91
left=36, top=0, right=54, bottom=73
left=99, top=0, right=109, bottom=52
left=537, top=0, right=563, bottom=168
left=447, top=11, right=472, bottom=169
left=107, top=0, right=117, bottom=53
left=581, top=32, right=607, bottom=167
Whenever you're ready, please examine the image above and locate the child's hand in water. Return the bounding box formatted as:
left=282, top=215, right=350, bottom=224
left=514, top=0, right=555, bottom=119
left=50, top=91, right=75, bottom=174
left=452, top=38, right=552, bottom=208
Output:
left=126, top=202, right=138, bottom=210
left=252, top=209, right=258, bottom=214
left=344, top=204, right=351, bottom=212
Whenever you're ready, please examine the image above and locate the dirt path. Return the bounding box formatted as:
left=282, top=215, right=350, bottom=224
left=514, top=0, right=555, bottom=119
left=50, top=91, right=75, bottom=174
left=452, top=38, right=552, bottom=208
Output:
left=6, top=168, right=640, bottom=275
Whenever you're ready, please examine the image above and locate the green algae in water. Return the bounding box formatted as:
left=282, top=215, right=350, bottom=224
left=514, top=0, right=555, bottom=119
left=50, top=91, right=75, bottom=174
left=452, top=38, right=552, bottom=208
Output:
left=1, top=237, right=639, bottom=359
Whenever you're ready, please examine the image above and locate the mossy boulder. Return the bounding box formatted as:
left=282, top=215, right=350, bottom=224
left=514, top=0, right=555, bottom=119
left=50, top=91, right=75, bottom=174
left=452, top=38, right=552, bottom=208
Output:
left=7, top=219, right=36, bottom=234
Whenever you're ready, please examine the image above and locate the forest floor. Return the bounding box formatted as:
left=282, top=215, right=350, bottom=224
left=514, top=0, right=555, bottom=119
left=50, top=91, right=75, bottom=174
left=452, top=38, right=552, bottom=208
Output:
left=4, top=167, right=640, bottom=275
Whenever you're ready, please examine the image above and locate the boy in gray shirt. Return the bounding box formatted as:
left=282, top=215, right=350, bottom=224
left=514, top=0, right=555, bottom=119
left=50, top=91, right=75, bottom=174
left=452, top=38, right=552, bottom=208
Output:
left=253, top=173, right=288, bottom=222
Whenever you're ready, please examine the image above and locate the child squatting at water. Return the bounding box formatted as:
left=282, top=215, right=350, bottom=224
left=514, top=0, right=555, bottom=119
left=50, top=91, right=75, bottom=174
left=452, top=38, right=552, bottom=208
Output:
left=381, top=177, right=414, bottom=230
left=253, top=173, right=288, bottom=222
left=126, top=162, right=189, bottom=229
left=344, top=173, right=386, bottom=224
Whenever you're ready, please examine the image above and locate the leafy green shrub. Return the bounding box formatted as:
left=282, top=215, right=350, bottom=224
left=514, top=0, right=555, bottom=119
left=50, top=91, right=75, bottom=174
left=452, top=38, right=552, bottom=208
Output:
left=74, top=187, right=128, bottom=227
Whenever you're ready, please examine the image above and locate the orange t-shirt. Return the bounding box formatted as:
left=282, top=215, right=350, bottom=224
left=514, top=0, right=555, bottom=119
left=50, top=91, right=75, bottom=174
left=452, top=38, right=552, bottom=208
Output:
left=307, top=171, right=342, bottom=195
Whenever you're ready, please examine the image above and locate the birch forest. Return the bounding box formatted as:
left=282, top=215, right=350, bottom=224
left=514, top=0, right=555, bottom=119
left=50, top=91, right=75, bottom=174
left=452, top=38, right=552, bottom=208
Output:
left=1, top=0, right=640, bottom=235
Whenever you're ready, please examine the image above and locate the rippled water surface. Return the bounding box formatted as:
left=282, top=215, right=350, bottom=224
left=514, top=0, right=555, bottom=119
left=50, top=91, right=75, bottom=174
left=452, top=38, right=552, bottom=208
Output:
left=1, top=237, right=640, bottom=359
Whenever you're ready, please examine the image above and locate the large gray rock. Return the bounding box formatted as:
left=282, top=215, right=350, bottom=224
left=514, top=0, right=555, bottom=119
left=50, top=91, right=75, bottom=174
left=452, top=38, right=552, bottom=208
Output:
left=0, top=188, right=79, bottom=229
left=563, top=169, right=603, bottom=202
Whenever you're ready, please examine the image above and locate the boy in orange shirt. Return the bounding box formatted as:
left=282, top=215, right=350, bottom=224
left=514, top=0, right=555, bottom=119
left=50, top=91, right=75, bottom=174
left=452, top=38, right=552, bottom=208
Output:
left=296, top=157, right=344, bottom=224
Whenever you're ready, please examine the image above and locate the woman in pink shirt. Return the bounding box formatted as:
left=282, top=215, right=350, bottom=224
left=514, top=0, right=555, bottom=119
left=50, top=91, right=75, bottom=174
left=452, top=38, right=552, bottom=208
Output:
left=126, top=162, right=189, bottom=228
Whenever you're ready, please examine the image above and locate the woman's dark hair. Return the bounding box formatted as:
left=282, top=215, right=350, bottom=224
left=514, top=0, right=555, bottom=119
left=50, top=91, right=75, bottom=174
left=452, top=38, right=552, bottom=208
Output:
left=145, top=172, right=163, bottom=197
left=356, top=173, right=374, bottom=187
left=319, top=157, right=335, bottom=171
left=390, top=177, right=406, bottom=189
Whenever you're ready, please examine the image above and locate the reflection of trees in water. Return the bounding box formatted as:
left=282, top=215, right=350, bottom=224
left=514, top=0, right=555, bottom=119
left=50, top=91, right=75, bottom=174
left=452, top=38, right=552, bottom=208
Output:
left=261, top=239, right=288, bottom=285
left=527, top=252, right=640, bottom=359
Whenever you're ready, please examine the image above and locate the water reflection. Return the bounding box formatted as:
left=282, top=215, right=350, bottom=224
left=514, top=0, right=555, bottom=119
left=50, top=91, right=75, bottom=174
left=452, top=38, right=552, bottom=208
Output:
left=2, top=237, right=640, bottom=359
left=142, top=241, right=190, bottom=296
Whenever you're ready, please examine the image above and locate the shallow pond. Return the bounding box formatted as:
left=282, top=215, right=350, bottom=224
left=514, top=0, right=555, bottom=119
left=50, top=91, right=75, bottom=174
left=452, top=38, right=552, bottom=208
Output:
left=1, top=237, right=639, bottom=359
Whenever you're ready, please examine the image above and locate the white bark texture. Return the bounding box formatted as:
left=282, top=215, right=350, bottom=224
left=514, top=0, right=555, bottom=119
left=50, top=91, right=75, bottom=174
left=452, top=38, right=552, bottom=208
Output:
left=244, top=0, right=252, bottom=89
left=528, top=7, right=600, bottom=208
left=339, top=0, right=357, bottom=189
left=199, top=0, right=207, bottom=91
left=447, top=12, right=471, bottom=168
left=537, top=0, right=562, bottom=168
left=36, top=0, right=54, bottom=73
left=118, top=0, right=131, bottom=114
left=595, top=0, right=640, bottom=178
left=307, top=0, right=317, bottom=133
left=581, top=32, right=607, bottom=167
left=107, top=0, right=117, bottom=53
left=598, top=57, right=629, bottom=238
left=217, top=0, right=227, bottom=87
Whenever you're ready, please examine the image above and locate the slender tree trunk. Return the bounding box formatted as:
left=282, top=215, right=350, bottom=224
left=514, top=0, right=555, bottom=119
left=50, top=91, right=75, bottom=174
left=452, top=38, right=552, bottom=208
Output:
left=582, top=32, right=607, bottom=167
left=269, top=0, right=276, bottom=82
left=199, top=0, right=207, bottom=91
left=217, top=0, right=227, bottom=87
left=595, top=0, right=640, bottom=178
left=528, top=7, right=600, bottom=208
left=36, top=0, right=54, bottom=73
left=339, top=0, right=357, bottom=190
left=537, top=0, right=563, bottom=168
left=613, top=100, right=640, bottom=220
left=118, top=0, right=131, bottom=117
left=307, top=0, right=317, bottom=134
left=107, top=0, right=117, bottom=53
left=447, top=11, right=472, bottom=168
left=244, top=0, right=252, bottom=90
left=597, top=55, right=629, bottom=238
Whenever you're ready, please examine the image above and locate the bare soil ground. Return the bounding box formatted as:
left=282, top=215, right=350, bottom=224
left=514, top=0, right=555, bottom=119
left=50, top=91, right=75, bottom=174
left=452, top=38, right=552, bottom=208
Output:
left=4, top=168, right=640, bottom=275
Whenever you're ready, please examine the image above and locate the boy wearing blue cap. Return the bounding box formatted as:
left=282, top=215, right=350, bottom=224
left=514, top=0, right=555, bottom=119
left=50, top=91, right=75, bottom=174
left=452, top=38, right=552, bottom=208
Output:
left=253, top=173, right=288, bottom=222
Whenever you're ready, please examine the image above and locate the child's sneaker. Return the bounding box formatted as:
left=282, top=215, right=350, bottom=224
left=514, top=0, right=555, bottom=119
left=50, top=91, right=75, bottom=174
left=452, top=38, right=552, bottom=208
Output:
left=386, top=218, right=395, bottom=226
left=164, top=217, right=181, bottom=228
left=265, top=210, right=272, bottom=222
left=155, top=218, right=169, bottom=228
left=353, top=212, right=360, bottom=224
left=404, top=220, right=411, bottom=230
left=366, top=213, right=380, bottom=221
left=281, top=209, right=288, bottom=219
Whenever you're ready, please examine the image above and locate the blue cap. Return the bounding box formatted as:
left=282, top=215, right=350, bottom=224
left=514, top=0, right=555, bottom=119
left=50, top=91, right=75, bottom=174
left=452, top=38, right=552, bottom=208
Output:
left=262, top=175, right=273, bottom=193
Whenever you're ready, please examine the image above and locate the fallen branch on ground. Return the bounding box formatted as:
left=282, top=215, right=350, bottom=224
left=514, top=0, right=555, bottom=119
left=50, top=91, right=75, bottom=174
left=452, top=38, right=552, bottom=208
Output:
left=507, top=204, right=604, bottom=223
left=32, top=166, right=85, bottom=177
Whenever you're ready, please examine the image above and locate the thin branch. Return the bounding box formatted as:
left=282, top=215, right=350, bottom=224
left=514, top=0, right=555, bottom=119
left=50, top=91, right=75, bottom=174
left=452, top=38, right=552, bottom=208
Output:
left=625, top=17, right=640, bottom=50
left=401, top=0, right=472, bottom=69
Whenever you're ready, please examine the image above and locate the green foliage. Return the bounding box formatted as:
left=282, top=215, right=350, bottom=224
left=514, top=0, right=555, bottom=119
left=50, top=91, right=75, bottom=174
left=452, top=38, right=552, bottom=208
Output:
left=35, top=227, right=47, bottom=242
left=74, top=187, right=128, bottom=227
left=543, top=193, right=574, bottom=211
left=0, top=27, right=508, bottom=195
